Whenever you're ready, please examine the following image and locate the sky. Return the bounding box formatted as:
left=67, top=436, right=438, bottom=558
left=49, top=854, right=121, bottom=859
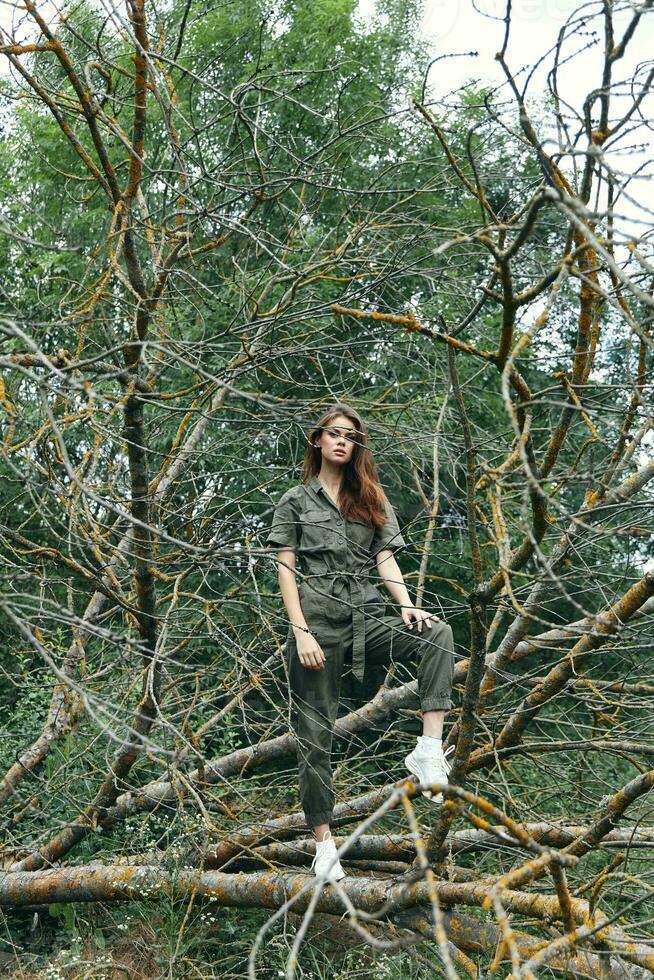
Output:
left=413, top=0, right=654, bottom=236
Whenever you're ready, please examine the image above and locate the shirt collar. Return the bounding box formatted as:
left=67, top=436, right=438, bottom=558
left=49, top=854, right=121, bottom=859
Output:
left=308, top=474, right=329, bottom=505
left=307, top=473, right=343, bottom=515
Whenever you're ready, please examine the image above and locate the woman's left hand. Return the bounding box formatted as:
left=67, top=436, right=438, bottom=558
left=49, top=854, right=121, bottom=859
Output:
left=402, top=606, right=442, bottom=633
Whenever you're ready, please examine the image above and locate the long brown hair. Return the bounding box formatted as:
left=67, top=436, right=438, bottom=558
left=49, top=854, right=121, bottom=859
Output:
left=300, top=403, right=388, bottom=529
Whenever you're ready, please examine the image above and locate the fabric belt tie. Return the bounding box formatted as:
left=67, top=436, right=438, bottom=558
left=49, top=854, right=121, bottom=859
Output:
left=314, top=570, right=367, bottom=683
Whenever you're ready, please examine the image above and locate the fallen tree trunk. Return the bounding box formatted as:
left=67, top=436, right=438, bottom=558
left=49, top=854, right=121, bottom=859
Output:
left=2, top=864, right=653, bottom=975
left=246, top=823, right=654, bottom=868
left=399, top=909, right=653, bottom=980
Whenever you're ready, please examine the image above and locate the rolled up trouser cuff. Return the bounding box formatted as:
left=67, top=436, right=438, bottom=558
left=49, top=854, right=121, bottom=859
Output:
left=415, top=623, right=454, bottom=712
left=304, top=810, right=333, bottom=828
left=421, top=698, right=452, bottom=712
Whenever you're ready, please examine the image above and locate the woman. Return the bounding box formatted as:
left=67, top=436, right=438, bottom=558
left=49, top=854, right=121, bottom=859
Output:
left=266, top=403, right=455, bottom=881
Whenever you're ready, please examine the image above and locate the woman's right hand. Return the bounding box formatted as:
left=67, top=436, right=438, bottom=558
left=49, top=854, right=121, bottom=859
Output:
left=295, top=631, right=326, bottom=670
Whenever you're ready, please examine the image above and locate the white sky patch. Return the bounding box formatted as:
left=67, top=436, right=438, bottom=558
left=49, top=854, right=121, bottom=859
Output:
left=419, top=1, right=654, bottom=238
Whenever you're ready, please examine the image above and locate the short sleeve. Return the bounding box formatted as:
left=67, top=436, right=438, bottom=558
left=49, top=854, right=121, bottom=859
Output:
left=265, top=489, right=300, bottom=552
left=371, top=499, right=407, bottom=556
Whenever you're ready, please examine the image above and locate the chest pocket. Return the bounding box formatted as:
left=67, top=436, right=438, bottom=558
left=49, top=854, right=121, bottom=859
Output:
left=347, top=519, right=374, bottom=552
left=299, top=508, right=333, bottom=554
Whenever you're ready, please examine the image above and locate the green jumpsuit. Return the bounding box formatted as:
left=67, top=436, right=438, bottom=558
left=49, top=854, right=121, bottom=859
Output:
left=266, top=474, right=454, bottom=828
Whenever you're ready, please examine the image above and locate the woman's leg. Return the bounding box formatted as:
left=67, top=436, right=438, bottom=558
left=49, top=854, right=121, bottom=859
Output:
left=423, top=708, right=446, bottom=737
left=286, top=635, right=344, bottom=834
left=364, top=616, right=455, bottom=719
left=313, top=822, right=330, bottom=842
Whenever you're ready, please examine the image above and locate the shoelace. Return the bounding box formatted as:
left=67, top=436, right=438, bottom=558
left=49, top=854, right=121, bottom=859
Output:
left=442, top=743, right=455, bottom=774
left=422, top=743, right=455, bottom=779
left=419, top=742, right=455, bottom=762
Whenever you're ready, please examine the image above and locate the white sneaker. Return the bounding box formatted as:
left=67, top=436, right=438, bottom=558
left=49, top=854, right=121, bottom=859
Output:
left=405, top=741, right=455, bottom=802
left=310, top=830, right=346, bottom=881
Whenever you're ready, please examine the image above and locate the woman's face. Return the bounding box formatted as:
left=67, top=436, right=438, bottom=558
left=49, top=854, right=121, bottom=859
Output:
left=315, top=414, right=360, bottom=465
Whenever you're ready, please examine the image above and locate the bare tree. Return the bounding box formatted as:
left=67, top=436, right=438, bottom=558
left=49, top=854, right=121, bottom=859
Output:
left=1, top=0, right=653, bottom=976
